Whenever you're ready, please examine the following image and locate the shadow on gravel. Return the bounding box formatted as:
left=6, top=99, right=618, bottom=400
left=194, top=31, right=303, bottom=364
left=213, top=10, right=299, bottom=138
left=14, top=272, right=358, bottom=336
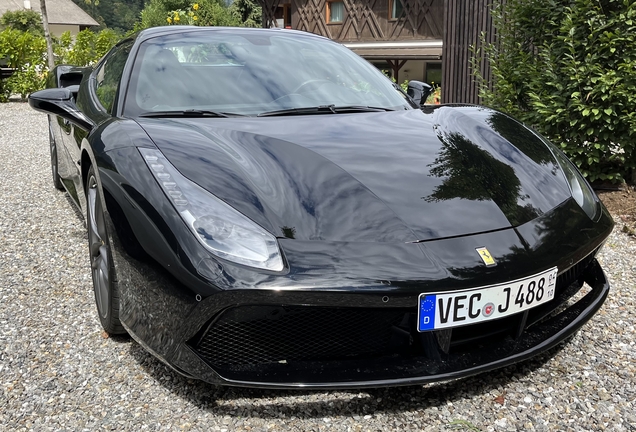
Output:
left=63, top=192, right=85, bottom=222
left=108, top=334, right=132, bottom=344
left=126, top=335, right=571, bottom=418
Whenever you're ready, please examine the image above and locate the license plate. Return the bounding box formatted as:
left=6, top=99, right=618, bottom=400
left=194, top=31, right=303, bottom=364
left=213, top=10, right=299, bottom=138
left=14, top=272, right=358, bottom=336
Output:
left=417, top=267, right=558, bottom=331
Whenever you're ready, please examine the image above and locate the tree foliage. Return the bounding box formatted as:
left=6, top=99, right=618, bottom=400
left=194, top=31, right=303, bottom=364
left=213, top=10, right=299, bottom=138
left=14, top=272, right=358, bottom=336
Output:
left=141, top=0, right=261, bottom=29
left=55, top=28, right=122, bottom=66
left=0, top=28, right=47, bottom=101
left=166, top=1, right=243, bottom=26
left=0, top=27, right=122, bottom=101
left=476, top=0, right=636, bottom=183
left=229, top=0, right=262, bottom=28
left=71, top=0, right=145, bottom=31
left=0, top=9, right=43, bottom=34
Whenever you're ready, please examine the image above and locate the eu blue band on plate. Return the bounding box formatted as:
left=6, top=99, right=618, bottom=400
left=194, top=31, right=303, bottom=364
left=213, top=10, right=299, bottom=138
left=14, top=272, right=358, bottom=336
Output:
left=419, top=294, right=436, bottom=331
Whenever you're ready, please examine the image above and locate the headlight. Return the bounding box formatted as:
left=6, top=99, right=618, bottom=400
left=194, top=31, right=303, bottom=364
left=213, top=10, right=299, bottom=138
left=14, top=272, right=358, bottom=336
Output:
left=140, top=148, right=284, bottom=271
left=551, top=148, right=598, bottom=220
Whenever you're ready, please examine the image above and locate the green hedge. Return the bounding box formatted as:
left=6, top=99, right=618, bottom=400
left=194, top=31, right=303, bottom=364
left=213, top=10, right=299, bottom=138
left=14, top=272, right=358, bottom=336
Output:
left=141, top=0, right=243, bottom=28
left=476, top=0, right=636, bottom=183
left=0, top=28, right=47, bottom=101
left=54, top=28, right=122, bottom=67
left=0, top=9, right=43, bottom=34
left=0, top=28, right=123, bottom=101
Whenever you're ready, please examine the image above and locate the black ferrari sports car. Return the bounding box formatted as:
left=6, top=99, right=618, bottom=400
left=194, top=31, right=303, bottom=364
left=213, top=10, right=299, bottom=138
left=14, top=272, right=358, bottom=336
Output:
left=29, top=26, right=613, bottom=389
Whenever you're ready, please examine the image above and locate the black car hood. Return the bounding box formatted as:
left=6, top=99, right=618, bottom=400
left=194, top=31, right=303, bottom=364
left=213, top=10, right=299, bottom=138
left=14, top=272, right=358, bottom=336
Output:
left=136, top=106, right=571, bottom=242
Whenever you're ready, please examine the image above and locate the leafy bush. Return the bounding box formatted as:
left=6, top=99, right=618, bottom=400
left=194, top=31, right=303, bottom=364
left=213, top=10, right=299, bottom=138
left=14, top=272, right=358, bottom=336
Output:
left=166, top=3, right=201, bottom=25
left=139, top=0, right=170, bottom=29
left=196, top=0, right=243, bottom=26
left=425, top=86, right=441, bottom=105
left=53, top=31, right=74, bottom=62
left=69, top=0, right=145, bottom=32
left=68, top=30, right=96, bottom=66
left=476, top=0, right=636, bottom=183
left=55, top=29, right=122, bottom=66
left=142, top=0, right=261, bottom=28
left=0, top=9, right=43, bottom=34
left=0, top=28, right=122, bottom=101
left=141, top=0, right=198, bottom=27
left=229, top=0, right=262, bottom=28
left=0, top=28, right=46, bottom=101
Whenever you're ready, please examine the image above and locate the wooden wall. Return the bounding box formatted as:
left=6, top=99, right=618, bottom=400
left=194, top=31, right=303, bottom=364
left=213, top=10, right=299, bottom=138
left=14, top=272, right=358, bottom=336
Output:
left=441, top=0, right=497, bottom=104
left=261, top=0, right=444, bottom=42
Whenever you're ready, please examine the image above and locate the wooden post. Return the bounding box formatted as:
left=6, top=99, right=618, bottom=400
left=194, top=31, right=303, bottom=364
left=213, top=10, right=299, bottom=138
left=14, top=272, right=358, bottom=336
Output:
left=442, top=0, right=497, bottom=104
left=387, top=59, right=407, bottom=84
left=40, top=0, right=55, bottom=71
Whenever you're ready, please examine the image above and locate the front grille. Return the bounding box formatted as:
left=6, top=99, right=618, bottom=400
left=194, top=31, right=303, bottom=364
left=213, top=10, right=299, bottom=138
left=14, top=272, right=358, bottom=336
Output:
left=557, top=253, right=595, bottom=293
left=193, top=306, right=406, bottom=367
left=190, top=255, right=599, bottom=378
left=526, top=251, right=597, bottom=328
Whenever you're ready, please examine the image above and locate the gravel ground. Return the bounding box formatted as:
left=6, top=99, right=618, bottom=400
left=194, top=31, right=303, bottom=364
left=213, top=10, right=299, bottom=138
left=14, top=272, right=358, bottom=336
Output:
left=0, top=102, right=634, bottom=431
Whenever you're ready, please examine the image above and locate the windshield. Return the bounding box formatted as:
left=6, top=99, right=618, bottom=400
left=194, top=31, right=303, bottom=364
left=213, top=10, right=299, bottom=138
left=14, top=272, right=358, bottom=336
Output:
left=125, top=29, right=413, bottom=117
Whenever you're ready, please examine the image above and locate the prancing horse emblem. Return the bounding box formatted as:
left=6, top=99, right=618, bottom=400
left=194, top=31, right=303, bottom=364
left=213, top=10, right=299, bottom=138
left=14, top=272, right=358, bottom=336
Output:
left=476, top=247, right=497, bottom=266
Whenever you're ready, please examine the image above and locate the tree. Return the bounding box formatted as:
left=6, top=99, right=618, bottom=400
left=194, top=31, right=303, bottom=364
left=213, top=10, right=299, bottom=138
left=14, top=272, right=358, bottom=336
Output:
left=475, top=0, right=636, bottom=183
left=53, top=29, right=121, bottom=66
left=0, top=9, right=43, bottom=34
left=40, top=0, right=54, bottom=70
left=71, top=0, right=145, bottom=31
left=84, top=0, right=99, bottom=18
left=229, top=0, right=262, bottom=28
left=140, top=0, right=258, bottom=28
left=0, top=28, right=47, bottom=100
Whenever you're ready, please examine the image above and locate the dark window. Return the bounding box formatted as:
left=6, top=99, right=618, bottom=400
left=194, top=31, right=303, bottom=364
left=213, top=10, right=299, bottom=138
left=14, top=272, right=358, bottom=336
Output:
left=273, top=4, right=291, bottom=28
left=284, top=3, right=291, bottom=28
left=425, top=62, right=442, bottom=87
left=94, top=41, right=132, bottom=114
left=326, top=1, right=344, bottom=23
left=389, top=0, right=403, bottom=19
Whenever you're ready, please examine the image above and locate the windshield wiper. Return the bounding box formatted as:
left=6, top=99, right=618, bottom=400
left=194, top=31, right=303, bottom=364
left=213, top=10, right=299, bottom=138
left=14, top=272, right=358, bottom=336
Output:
left=257, top=105, right=395, bottom=117
left=140, top=109, right=243, bottom=118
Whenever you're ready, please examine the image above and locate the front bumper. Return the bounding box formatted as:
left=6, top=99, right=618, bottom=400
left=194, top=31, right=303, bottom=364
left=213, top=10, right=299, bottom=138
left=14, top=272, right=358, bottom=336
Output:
left=157, top=256, right=608, bottom=389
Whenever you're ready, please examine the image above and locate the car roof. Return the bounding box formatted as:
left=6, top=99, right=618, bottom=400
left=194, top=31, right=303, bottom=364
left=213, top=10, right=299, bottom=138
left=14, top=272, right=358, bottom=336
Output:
left=134, top=26, right=331, bottom=45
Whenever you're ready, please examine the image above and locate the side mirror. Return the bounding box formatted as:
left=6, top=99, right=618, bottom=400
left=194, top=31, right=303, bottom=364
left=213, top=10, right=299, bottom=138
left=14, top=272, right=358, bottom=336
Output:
left=407, top=80, right=434, bottom=107
left=29, top=87, right=94, bottom=130
left=66, top=84, right=80, bottom=101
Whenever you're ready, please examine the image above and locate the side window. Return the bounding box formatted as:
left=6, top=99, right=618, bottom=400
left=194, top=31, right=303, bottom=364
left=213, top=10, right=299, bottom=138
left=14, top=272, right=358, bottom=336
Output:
left=95, top=41, right=132, bottom=114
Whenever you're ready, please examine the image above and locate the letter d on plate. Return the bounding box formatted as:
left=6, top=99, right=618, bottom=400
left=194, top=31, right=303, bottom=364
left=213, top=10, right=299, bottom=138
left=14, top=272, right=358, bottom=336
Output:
left=419, top=295, right=436, bottom=331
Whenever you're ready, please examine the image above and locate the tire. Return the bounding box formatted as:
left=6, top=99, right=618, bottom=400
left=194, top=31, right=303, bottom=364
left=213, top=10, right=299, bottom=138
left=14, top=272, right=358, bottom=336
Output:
left=49, top=128, right=64, bottom=191
left=86, top=166, right=126, bottom=334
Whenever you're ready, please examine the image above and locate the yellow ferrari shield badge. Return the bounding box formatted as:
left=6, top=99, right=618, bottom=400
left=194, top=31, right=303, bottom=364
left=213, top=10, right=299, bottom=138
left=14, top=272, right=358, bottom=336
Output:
left=476, top=247, right=497, bottom=266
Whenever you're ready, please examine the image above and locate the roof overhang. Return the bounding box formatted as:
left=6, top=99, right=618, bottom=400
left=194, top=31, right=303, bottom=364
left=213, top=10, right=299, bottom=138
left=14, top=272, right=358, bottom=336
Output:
left=343, top=40, right=443, bottom=60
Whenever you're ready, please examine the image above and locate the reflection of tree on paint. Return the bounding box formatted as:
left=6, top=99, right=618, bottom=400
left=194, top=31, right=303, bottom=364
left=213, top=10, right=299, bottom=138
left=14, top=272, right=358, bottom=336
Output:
left=485, top=111, right=554, bottom=166
left=281, top=226, right=296, bottom=239
left=95, top=42, right=132, bottom=113
left=425, top=130, right=539, bottom=226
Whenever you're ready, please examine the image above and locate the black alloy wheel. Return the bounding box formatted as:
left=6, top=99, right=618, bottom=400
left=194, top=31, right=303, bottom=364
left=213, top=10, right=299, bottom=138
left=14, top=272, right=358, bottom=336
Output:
left=49, top=127, right=64, bottom=190
left=86, top=166, right=125, bottom=334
